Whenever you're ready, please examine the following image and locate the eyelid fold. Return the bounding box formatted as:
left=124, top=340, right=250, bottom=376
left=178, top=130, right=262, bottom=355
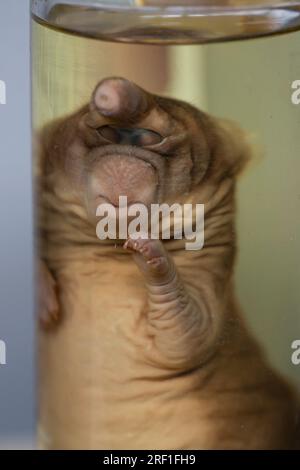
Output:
left=96, top=125, right=164, bottom=147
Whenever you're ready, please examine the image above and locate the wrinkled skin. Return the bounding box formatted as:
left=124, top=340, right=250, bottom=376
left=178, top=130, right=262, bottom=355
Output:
left=37, top=77, right=299, bottom=450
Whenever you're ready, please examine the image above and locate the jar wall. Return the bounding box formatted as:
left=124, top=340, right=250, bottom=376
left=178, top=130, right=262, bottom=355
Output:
left=32, top=16, right=300, bottom=449
left=33, top=23, right=300, bottom=385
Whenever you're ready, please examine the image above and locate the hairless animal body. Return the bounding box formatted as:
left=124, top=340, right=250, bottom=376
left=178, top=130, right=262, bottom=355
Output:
left=37, top=77, right=299, bottom=450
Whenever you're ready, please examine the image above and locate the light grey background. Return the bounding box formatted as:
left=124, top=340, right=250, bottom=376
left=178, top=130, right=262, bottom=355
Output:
left=0, top=0, right=35, bottom=448
left=0, top=0, right=299, bottom=450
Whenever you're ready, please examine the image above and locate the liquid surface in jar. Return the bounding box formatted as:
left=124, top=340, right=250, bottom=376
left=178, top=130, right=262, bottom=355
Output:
left=32, top=0, right=300, bottom=43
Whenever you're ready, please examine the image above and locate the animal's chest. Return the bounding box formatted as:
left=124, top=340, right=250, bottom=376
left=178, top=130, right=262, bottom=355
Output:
left=48, top=254, right=148, bottom=361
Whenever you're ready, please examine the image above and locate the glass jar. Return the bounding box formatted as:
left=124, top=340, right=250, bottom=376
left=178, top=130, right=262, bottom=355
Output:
left=32, top=0, right=300, bottom=450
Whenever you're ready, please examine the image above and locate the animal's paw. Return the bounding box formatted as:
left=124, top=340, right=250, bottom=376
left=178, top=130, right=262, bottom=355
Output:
left=37, top=260, right=60, bottom=329
left=124, top=237, right=171, bottom=279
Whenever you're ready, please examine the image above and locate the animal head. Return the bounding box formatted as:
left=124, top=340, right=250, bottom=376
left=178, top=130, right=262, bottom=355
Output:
left=40, top=77, right=250, bottom=225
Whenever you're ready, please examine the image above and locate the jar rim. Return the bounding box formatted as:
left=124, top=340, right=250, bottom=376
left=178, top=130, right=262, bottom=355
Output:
left=31, top=0, right=300, bottom=45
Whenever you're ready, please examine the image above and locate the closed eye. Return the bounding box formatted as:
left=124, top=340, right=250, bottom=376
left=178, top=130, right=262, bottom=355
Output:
left=97, top=125, right=121, bottom=144
left=97, top=126, right=163, bottom=147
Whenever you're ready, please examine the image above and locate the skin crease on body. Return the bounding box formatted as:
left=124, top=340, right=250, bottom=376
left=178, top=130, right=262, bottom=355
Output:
left=37, top=77, right=299, bottom=450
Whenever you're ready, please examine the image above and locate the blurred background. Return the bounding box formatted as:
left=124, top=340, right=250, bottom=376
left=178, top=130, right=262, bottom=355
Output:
left=1, top=0, right=300, bottom=449
left=0, top=0, right=34, bottom=449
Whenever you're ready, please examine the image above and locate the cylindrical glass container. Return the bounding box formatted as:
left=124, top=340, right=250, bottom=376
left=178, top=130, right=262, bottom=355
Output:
left=32, top=0, right=300, bottom=450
